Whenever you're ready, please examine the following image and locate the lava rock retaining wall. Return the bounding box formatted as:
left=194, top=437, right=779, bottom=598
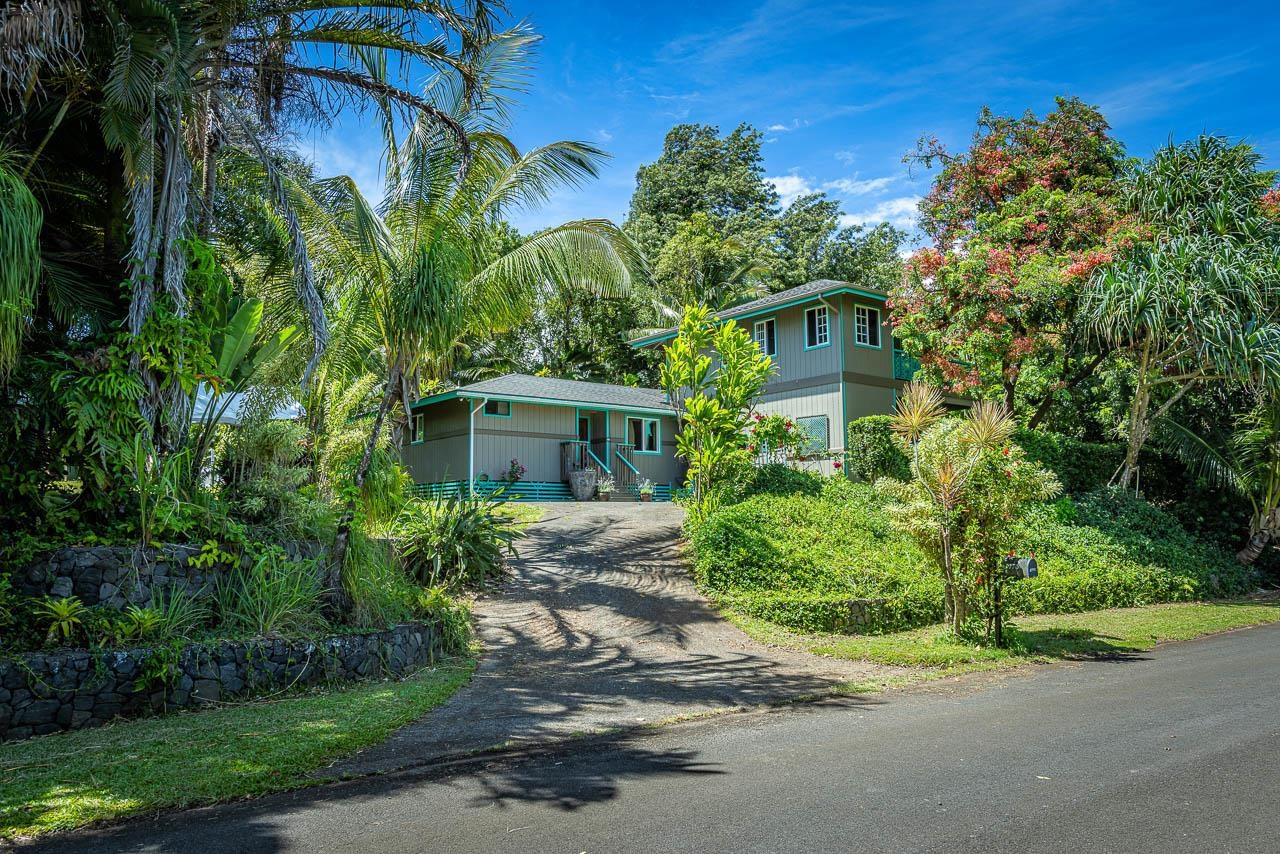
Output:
left=13, top=543, right=327, bottom=610
left=0, top=621, right=442, bottom=742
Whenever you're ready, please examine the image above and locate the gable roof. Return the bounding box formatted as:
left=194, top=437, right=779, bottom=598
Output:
left=629, top=279, right=888, bottom=347
left=412, top=374, right=675, bottom=415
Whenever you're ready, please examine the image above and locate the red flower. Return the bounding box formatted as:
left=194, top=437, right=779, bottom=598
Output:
left=833, top=460, right=843, bottom=470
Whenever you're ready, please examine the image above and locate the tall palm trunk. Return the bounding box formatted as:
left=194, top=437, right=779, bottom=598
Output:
left=326, top=365, right=401, bottom=615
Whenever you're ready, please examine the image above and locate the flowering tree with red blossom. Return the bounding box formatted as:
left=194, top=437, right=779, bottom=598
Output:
left=892, top=97, right=1125, bottom=426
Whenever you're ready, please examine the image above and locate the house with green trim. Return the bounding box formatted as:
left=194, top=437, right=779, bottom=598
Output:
left=403, top=279, right=947, bottom=500
left=404, top=374, right=682, bottom=501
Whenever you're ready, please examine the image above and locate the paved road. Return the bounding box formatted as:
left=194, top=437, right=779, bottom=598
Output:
left=324, top=502, right=883, bottom=777
left=41, top=622, right=1280, bottom=853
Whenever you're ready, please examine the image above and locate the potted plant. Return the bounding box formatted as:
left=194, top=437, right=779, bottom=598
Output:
left=638, top=479, right=655, bottom=502
left=597, top=475, right=615, bottom=501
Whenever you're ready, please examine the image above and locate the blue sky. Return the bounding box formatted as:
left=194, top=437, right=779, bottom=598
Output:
left=305, top=0, right=1280, bottom=244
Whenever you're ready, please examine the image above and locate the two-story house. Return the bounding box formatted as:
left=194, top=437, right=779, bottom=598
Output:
left=401, top=279, right=948, bottom=499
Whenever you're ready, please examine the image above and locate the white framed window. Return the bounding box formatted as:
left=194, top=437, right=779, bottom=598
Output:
left=753, top=318, right=777, bottom=357
left=796, top=415, right=829, bottom=455
left=483, top=400, right=511, bottom=417
left=627, top=417, right=660, bottom=454
left=409, top=412, right=426, bottom=444
left=855, top=305, right=881, bottom=348
left=805, top=306, right=829, bottom=349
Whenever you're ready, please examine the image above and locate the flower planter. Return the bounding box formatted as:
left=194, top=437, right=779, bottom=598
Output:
left=640, top=493, right=652, bottom=502
left=598, top=492, right=611, bottom=502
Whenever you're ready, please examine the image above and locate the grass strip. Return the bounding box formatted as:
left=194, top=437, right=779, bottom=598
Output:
left=0, top=656, right=475, bottom=840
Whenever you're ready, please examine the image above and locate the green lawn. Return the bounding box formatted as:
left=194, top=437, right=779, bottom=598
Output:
left=730, top=599, right=1280, bottom=683
left=0, top=656, right=475, bottom=840
left=495, top=501, right=545, bottom=525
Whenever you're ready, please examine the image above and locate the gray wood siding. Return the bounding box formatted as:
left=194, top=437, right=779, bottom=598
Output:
left=474, top=401, right=576, bottom=483
left=402, top=398, right=682, bottom=487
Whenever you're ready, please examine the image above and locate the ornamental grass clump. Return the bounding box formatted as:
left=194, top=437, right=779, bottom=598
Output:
left=876, top=383, right=1060, bottom=644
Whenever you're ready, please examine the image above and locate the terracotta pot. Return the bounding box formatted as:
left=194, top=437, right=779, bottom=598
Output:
left=640, top=493, right=652, bottom=502
left=598, top=492, right=611, bottom=502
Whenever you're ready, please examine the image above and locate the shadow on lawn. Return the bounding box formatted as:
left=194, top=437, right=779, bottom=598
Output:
left=1008, top=627, right=1149, bottom=661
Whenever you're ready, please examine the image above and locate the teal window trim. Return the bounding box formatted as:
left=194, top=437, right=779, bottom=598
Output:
left=625, top=416, right=662, bottom=454
left=409, top=412, right=426, bottom=445
left=804, top=305, right=831, bottom=350
left=482, top=400, right=513, bottom=418
left=627, top=286, right=888, bottom=349
left=854, top=304, right=883, bottom=349
left=752, top=316, right=778, bottom=358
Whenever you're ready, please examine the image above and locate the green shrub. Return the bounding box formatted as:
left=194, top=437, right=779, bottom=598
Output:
left=739, top=464, right=824, bottom=499
left=413, top=586, right=472, bottom=653
left=1013, top=430, right=1122, bottom=495
left=687, top=483, right=1257, bottom=635
left=395, top=491, right=522, bottom=589
left=343, top=527, right=417, bottom=628
left=216, top=547, right=325, bottom=637
left=845, top=415, right=910, bottom=482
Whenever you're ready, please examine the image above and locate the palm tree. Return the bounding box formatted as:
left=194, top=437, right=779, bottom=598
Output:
left=1164, top=399, right=1280, bottom=565
left=300, top=36, right=645, bottom=602
left=0, top=0, right=500, bottom=447
left=1081, top=136, right=1280, bottom=489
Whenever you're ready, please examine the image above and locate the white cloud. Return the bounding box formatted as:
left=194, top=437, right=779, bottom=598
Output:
left=766, top=174, right=815, bottom=207
left=596, top=128, right=614, bottom=143
left=766, top=118, right=809, bottom=133
left=839, top=196, right=922, bottom=229
left=823, top=175, right=897, bottom=197
left=834, top=149, right=858, bottom=166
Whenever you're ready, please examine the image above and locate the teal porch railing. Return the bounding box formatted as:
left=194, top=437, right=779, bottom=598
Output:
left=893, top=349, right=920, bottom=381
left=411, top=480, right=573, bottom=501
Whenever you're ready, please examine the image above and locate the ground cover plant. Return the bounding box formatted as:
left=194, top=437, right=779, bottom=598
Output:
left=689, top=477, right=1257, bottom=636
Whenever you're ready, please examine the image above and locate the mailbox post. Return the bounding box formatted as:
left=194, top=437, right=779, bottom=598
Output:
left=993, top=556, right=1038, bottom=647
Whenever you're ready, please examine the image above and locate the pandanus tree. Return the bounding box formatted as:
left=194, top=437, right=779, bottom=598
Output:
left=1081, top=136, right=1280, bottom=489
left=0, top=0, right=499, bottom=448
left=302, top=36, right=645, bottom=602
left=1163, top=398, right=1280, bottom=564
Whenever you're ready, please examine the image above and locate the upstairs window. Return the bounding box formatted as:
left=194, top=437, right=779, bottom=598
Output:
left=483, top=400, right=511, bottom=417
left=855, top=305, right=881, bottom=347
left=753, top=318, right=777, bottom=357
left=805, top=306, right=829, bottom=349
left=409, top=412, right=426, bottom=444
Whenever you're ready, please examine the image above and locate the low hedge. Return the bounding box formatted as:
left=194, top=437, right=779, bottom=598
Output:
left=689, top=482, right=1257, bottom=634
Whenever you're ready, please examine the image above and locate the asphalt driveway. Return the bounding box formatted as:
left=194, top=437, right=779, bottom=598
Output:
left=323, top=501, right=882, bottom=778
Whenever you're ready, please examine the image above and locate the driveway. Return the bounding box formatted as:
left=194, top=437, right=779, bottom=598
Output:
left=324, top=501, right=882, bottom=778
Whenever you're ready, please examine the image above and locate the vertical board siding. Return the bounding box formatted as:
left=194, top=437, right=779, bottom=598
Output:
left=756, top=383, right=845, bottom=452
left=475, top=401, right=576, bottom=483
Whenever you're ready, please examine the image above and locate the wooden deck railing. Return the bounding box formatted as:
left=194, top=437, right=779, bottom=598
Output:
left=560, top=440, right=610, bottom=482
left=613, top=444, right=639, bottom=492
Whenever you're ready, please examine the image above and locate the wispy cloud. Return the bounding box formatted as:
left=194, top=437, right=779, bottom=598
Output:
left=596, top=128, right=614, bottom=143
left=1094, top=55, right=1256, bottom=122
left=824, top=175, right=897, bottom=196
left=766, top=174, right=814, bottom=206
left=840, top=196, right=921, bottom=229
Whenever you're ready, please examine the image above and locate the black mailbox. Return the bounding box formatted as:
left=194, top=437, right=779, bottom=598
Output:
left=1002, top=556, right=1037, bottom=579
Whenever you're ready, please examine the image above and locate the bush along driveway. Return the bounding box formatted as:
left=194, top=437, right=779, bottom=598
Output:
left=323, top=501, right=891, bottom=778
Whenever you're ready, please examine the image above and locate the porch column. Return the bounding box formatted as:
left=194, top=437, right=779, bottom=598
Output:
left=468, top=397, right=486, bottom=497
